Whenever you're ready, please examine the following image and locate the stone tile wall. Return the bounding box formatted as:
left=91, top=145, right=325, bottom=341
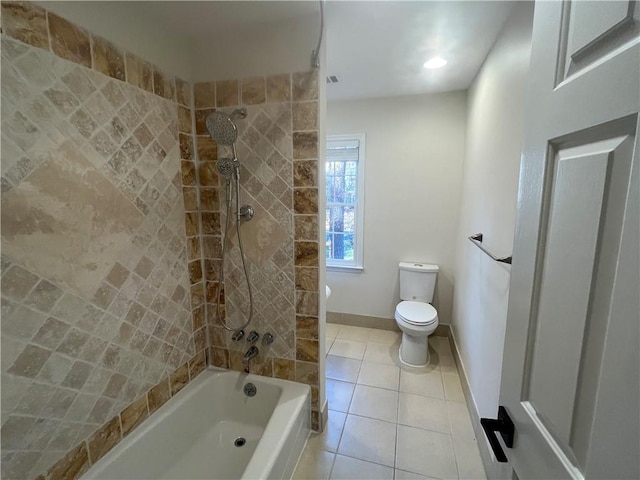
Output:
left=0, top=2, right=205, bottom=478
left=194, top=72, right=322, bottom=429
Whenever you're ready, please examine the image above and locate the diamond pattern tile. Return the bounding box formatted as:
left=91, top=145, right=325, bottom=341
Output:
left=1, top=36, right=195, bottom=479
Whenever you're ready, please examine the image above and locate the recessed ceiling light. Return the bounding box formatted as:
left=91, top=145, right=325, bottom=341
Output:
left=423, top=57, right=447, bottom=69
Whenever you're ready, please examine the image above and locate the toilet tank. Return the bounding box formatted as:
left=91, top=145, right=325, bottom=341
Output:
left=399, top=262, right=439, bottom=303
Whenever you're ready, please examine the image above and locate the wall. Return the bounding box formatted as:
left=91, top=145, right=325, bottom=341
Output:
left=451, top=2, right=533, bottom=423
left=190, top=71, right=323, bottom=430
left=326, top=92, right=467, bottom=325
left=0, top=3, right=206, bottom=478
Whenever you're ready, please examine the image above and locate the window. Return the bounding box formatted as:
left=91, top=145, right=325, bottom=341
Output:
left=326, top=134, right=365, bottom=270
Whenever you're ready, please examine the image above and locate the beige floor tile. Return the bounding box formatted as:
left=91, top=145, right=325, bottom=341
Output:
left=357, top=361, right=400, bottom=390
left=446, top=401, right=476, bottom=441
left=442, top=373, right=465, bottom=402
left=326, top=323, right=340, bottom=339
left=396, top=425, right=458, bottom=480
left=368, top=329, right=401, bottom=346
left=398, top=393, right=450, bottom=434
left=338, top=414, right=397, bottom=467
left=326, top=379, right=355, bottom=412
left=330, top=454, right=394, bottom=480
left=326, top=355, right=361, bottom=383
left=399, top=369, right=444, bottom=399
left=394, top=469, right=438, bottom=480
left=329, top=339, right=367, bottom=360
left=453, top=436, right=486, bottom=480
left=293, top=445, right=335, bottom=480
left=307, top=409, right=347, bottom=453
left=364, top=342, right=399, bottom=365
left=337, top=325, right=372, bottom=342
left=349, top=384, right=399, bottom=423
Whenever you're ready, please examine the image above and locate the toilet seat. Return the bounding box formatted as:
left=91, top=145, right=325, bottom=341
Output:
left=395, top=301, right=438, bottom=326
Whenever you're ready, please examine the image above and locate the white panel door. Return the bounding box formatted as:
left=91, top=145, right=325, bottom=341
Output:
left=499, top=1, right=639, bottom=478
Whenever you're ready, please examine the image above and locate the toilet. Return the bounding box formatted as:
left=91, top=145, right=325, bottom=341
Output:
left=395, top=262, right=439, bottom=367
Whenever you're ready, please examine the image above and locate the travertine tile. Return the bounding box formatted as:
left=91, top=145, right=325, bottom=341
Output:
left=46, top=443, right=90, bottom=480
left=293, top=101, right=318, bottom=131
left=292, top=71, right=318, bottom=101
left=92, top=36, right=125, bottom=81
left=295, top=360, right=319, bottom=385
left=181, top=160, right=196, bottom=187
left=188, top=350, right=206, bottom=378
left=296, top=315, right=319, bottom=339
left=241, top=77, right=266, bottom=105
left=293, top=131, right=319, bottom=159
left=296, top=338, right=319, bottom=362
left=198, top=160, right=219, bottom=185
left=179, top=133, right=194, bottom=160
left=197, top=136, right=218, bottom=162
left=87, top=416, right=121, bottom=464
left=48, top=13, right=91, bottom=67
left=266, top=74, right=291, bottom=102
left=294, top=188, right=318, bottom=214
left=194, top=81, right=216, bottom=108
left=295, top=215, right=319, bottom=241
left=195, top=109, right=215, bottom=135
left=119, top=395, right=148, bottom=437
left=273, top=358, right=295, bottom=381
left=295, top=241, right=319, bottom=266
left=153, top=68, right=175, bottom=101
left=211, top=347, right=229, bottom=369
left=216, top=79, right=239, bottom=107
left=147, top=378, right=170, bottom=414
left=125, top=53, right=153, bottom=93
left=177, top=106, right=192, bottom=134
left=175, top=77, right=191, bottom=107
left=1, top=1, right=48, bottom=49
left=294, top=160, right=318, bottom=187
left=2, top=265, right=39, bottom=301
left=295, top=266, right=319, bottom=292
left=170, top=362, right=189, bottom=395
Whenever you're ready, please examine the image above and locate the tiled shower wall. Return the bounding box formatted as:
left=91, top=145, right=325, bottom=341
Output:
left=192, top=73, right=322, bottom=428
left=0, top=2, right=206, bottom=478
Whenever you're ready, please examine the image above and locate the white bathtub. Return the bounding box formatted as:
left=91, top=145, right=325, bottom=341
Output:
left=82, top=367, right=311, bottom=479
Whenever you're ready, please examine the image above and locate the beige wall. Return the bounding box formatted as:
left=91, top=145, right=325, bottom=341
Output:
left=451, top=2, right=533, bottom=422
left=326, top=92, right=468, bottom=325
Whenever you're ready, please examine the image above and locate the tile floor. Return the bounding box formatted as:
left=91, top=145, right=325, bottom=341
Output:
left=293, top=324, right=486, bottom=480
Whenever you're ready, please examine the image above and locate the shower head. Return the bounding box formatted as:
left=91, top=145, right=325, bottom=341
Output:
left=206, top=108, right=247, bottom=146
left=216, top=158, right=236, bottom=180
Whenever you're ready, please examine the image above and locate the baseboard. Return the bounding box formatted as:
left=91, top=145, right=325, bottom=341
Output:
left=328, top=311, right=451, bottom=337
left=447, top=326, right=513, bottom=480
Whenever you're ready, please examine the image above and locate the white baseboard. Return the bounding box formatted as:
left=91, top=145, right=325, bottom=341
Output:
left=446, top=325, right=513, bottom=480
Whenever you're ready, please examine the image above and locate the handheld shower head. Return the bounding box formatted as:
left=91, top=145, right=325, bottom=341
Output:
left=216, top=158, right=236, bottom=180
left=206, top=109, right=247, bottom=146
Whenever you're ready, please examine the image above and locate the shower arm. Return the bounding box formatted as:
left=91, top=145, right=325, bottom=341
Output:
left=311, top=0, right=324, bottom=69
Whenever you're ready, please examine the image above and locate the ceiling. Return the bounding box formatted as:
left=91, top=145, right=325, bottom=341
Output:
left=325, top=1, right=513, bottom=101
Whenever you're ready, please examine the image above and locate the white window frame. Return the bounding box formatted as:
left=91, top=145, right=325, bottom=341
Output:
left=326, top=133, right=365, bottom=272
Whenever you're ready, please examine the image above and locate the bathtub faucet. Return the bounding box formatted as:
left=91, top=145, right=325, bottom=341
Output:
left=243, top=346, right=259, bottom=373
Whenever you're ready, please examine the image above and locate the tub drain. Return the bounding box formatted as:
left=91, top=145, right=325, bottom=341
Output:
left=234, top=437, right=246, bottom=447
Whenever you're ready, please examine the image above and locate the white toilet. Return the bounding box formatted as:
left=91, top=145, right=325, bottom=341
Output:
left=395, top=262, right=439, bottom=367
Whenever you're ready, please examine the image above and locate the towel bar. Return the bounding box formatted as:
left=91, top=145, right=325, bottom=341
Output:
left=468, top=233, right=512, bottom=265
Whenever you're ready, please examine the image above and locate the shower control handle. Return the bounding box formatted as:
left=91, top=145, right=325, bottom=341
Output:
left=232, top=330, right=245, bottom=342
left=239, top=205, right=254, bottom=222
left=262, top=333, right=274, bottom=346
left=246, top=331, right=260, bottom=344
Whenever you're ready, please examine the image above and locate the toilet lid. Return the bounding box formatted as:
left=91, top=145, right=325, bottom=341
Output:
left=396, top=301, right=438, bottom=326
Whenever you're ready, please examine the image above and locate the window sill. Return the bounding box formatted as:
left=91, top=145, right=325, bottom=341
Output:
left=327, top=265, right=364, bottom=273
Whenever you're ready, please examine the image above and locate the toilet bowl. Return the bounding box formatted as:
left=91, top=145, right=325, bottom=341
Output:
left=395, top=301, right=438, bottom=367
left=395, top=262, right=439, bottom=367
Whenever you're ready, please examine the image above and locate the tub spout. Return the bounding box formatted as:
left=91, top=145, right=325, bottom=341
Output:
left=243, top=345, right=259, bottom=373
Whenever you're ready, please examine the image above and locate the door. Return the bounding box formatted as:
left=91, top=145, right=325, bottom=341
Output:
left=500, top=1, right=639, bottom=479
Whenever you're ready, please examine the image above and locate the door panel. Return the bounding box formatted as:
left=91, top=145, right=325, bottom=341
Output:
left=499, top=1, right=639, bottom=478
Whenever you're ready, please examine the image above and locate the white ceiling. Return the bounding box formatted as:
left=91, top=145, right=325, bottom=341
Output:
left=325, top=1, right=513, bottom=101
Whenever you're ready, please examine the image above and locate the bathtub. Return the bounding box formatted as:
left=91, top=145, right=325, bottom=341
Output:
left=82, top=367, right=311, bottom=479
